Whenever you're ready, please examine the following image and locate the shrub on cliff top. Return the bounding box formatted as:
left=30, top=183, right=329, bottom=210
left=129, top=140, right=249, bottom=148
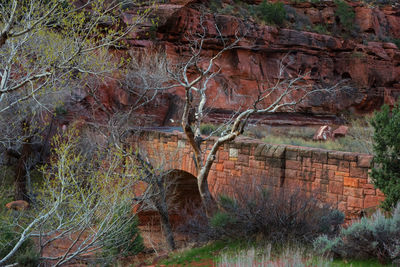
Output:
left=256, top=1, right=287, bottom=26
left=371, top=101, right=400, bottom=211
left=334, top=0, right=355, bottom=32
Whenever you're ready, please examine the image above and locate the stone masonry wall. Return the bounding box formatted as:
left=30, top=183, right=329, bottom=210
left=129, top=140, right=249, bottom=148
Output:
left=134, top=130, right=384, bottom=219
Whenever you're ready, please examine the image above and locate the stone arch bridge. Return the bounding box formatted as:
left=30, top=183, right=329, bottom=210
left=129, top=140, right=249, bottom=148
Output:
left=129, top=130, right=383, bottom=219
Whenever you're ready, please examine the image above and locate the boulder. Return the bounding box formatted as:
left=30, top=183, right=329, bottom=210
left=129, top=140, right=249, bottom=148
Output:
left=6, top=200, right=29, bottom=211
left=333, top=125, right=349, bottom=138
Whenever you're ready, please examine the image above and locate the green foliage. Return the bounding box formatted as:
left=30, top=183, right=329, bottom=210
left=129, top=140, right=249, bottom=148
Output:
left=371, top=102, right=400, bottom=211
left=0, top=214, right=39, bottom=266
left=160, top=240, right=232, bottom=265
left=334, top=0, right=355, bottom=31
left=100, top=209, right=143, bottom=262
left=14, top=244, right=40, bottom=267
left=392, top=39, right=400, bottom=49
left=312, top=24, right=330, bottom=34
left=210, top=212, right=236, bottom=229
left=256, top=0, right=287, bottom=26
left=314, top=205, right=400, bottom=263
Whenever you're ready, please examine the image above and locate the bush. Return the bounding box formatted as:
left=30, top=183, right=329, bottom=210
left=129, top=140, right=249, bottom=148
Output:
left=371, top=101, right=400, bottom=211
left=314, top=204, right=400, bottom=264
left=0, top=220, right=39, bottom=266
left=256, top=0, right=287, bottom=26
left=178, top=184, right=344, bottom=245
left=334, top=0, right=355, bottom=32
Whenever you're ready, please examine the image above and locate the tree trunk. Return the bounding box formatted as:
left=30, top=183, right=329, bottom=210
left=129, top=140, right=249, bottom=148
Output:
left=197, top=171, right=216, bottom=217
left=155, top=202, right=176, bottom=251
left=14, top=141, right=31, bottom=201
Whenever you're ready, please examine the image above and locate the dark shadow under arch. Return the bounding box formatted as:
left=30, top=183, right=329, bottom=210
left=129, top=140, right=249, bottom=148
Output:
left=138, top=169, right=201, bottom=227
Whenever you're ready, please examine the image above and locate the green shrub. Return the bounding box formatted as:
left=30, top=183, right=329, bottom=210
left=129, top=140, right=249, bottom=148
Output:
left=334, top=0, right=355, bottom=32
left=312, top=24, right=329, bottom=34
left=210, top=212, right=236, bottom=229
left=392, top=39, right=400, bottom=49
left=14, top=243, right=40, bottom=267
left=371, top=101, right=400, bottom=211
left=0, top=220, right=39, bottom=266
left=314, top=205, right=400, bottom=263
left=257, top=0, right=287, bottom=26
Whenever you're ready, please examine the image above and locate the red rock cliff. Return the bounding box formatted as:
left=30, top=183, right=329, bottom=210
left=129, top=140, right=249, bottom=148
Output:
left=84, top=0, right=400, bottom=125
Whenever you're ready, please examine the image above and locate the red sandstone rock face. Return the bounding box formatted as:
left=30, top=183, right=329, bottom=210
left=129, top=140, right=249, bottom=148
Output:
left=154, top=3, right=398, bottom=114
left=83, top=1, right=400, bottom=126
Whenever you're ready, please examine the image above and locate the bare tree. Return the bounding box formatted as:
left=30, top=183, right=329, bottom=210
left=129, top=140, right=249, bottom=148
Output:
left=0, top=128, right=147, bottom=266
left=0, top=0, right=154, bottom=201
left=82, top=51, right=179, bottom=251
left=167, top=22, right=343, bottom=213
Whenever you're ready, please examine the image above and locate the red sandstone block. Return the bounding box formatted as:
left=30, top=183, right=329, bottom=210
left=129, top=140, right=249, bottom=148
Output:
left=344, top=177, right=358, bottom=188
left=348, top=196, right=363, bottom=208
left=216, top=163, right=224, bottom=172
left=328, top=158, right=339, bottom=165
left=218, top=151, right=229, bottom=161
left=338, top=201, right=347, bottom=212
left=364, top=189, right=376, bottom=195
left=335, top=171, right=349, bottom=178
left=362, top=183, right=375, bottom=189
left=311, top=181, right=321, bottom=191
left=312, top=150, right=328, bottom=163
left=326, top=170, right=336, bottom=180
left=270, top=168, right=283, bottom=177
left=320, top=184, right=328, bottom=192
left=284, top=178, right=299, bottom=189
left=358, top=178, right=367, bottom=184
left=325, top=164, right=338, bottom=171
left=312, top=163, right=323, bottom=169
left=329, top=181, right=343, bottom=194
left=326, top=193, right=338, bottom=205
left=237, top=154, right=249, bottom=165
left=357, top=155, right=373, bottom=168
left=338, top=161, right=350, bottom=172
left=303, top=158, right=312, bottom=167
left=285, top=149, right=299, bottom=160
left=377, top=189, right=385, bottom=197
left=224, top=161, right=235, bottom=170
left=364, top=195, right=380, bottom=209
left=302, top=171, right=316, bottom=181
left=338, top=194, right=347, bottom=202
left=333, top=175, right=344, bottom=182
left=241, top=146, right=251, bottom=155
left=286, top=160, right=301, bottom=170
left=344, top=187, right=364, bottom=198
left=350, top=162, right=368, bottom=178
left=285, top=169, right=297, bottom=179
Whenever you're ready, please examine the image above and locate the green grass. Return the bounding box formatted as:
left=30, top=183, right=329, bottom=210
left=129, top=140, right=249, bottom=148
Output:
left=159, top=241, right=387, bottom=266
left=331, top=258, right=388, bottom=266
left=159, top=240, right=229, bottom=266
left=261, top=134, right=368, bottom=153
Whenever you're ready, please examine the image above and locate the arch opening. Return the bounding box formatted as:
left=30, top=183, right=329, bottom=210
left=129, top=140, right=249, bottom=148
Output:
left=138, top=170, right=201, bottom=227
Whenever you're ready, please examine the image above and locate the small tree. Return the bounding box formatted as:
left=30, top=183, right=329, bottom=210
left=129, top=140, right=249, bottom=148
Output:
left=371, top=101, right=400, bottom=211
left=0, top=129, right=144, bottom=266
